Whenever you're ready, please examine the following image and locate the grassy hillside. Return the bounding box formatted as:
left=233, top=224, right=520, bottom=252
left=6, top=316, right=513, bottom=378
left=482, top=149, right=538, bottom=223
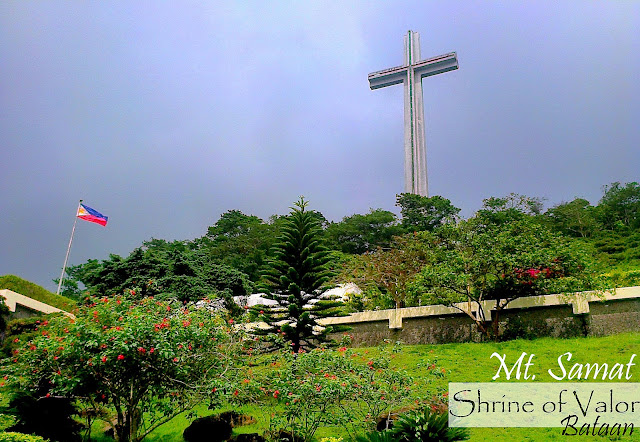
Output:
left=0, top=275, right=76, bottom=313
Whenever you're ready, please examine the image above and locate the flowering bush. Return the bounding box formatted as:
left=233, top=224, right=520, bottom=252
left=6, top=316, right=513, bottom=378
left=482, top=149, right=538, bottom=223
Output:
left=256, top=345, right=414, bottom=442
left=2, top=295, right=248, bottom=442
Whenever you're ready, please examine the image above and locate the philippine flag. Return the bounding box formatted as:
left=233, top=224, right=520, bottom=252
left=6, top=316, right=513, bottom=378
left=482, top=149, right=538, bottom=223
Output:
left=77, top=204, right=108, bottom=226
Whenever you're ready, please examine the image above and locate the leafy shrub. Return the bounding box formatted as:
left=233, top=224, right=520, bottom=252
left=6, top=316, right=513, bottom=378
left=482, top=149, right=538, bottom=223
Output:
left=1, top=316, right=54, bottom=357
left=0, top=433, right=49, bottom=442
left=387, top=409, right=469, bottom=442
left=6, top=393, right=81, bottom=442
left=259, top=345, right=413, bottom=442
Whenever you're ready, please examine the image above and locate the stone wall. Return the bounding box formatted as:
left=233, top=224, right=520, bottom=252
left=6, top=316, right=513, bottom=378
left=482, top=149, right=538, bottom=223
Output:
left=322, top=287, right=640, bottom=346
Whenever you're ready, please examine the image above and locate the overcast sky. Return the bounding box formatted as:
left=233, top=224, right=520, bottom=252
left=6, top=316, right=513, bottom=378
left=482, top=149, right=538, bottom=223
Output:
left=1, top=1, right=638, bottom=291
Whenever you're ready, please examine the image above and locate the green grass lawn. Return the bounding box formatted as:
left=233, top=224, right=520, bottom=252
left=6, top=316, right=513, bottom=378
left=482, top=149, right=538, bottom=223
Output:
left=4, top=333, right=640, bottom=441
left=137, top=333, right=640, bottom=441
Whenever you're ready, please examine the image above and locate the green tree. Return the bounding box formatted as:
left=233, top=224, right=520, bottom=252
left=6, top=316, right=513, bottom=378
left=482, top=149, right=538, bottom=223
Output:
left=475, top=193, right=544, bottom=226
left=3, top=296, right=247, bottom=442
left=198, top=210, right=283, bottom=281
left=338, top=234, right=432, bottom=309
left=325, top=209, right=403, bottom=254
left=396, top=194, right=460, bottom=232
left=545, top=198, right=599, bottom=238
left=410, top=217, right=599, bottom=340
left=598, top=181, right=640, bottom=230
left=254, top=198, right=341, bottom=352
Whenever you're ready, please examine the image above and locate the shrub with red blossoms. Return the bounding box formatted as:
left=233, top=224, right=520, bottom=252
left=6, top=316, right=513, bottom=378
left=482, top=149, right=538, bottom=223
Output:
left=1, top=295, right=248, bottom=442
left=258, top=344, right=414, bottom=442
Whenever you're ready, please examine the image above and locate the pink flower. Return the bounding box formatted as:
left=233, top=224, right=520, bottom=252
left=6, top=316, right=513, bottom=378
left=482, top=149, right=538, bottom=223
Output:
left=526, top=268, right=541, bottom=278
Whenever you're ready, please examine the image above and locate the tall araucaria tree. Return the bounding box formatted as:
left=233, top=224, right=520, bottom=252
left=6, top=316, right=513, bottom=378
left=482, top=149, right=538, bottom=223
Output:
left=253, top=198, right=343, bottom=352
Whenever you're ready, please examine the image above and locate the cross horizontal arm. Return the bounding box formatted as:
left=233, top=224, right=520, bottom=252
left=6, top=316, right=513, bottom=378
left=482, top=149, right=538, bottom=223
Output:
left=412, top=52, right=458, bottom=79
left=368, top=52, right=458, bottom=90
left=368, top=66, right=407, bottom=90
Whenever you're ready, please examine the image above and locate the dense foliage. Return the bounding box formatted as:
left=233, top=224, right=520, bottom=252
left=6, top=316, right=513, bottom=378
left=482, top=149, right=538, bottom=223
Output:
left=410, top=216, right=599, bottom=339
left=396, top=193, right=461, bottom=232
left=59, top=240, right=253, bottom=307
left=325, top=209, right=403, bottom=254
left=55, top=181, right=640, bottom=317
left=2, top=296, right=248, bottom=442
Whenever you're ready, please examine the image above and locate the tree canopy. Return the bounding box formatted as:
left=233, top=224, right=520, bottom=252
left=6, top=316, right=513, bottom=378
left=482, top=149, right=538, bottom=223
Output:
left=396, top=193, right=460, bottom=232
left=60, top=240, right=253, bottom=307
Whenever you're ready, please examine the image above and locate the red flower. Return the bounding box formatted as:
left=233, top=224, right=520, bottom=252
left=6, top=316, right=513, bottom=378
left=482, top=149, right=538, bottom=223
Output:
left=101, top=356, right=107, bottom=363
left=117, top=354, right=125, bottom=360
left=173, top=357, right=179, bottom=362
left=138, top=347, right=146, bottom=353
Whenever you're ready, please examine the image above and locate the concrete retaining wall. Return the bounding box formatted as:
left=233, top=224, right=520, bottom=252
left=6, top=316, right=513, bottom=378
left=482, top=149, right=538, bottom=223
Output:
left=321, top=287, right=640, bottom=346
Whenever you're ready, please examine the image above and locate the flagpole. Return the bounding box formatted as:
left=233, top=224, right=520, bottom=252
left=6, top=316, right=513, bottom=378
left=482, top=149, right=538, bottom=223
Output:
left=57, top=200, right=82, bottom=296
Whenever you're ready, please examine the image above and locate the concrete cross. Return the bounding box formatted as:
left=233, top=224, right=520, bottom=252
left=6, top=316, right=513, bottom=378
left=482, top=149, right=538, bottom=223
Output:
left=369, top=30, right=458, bottom=196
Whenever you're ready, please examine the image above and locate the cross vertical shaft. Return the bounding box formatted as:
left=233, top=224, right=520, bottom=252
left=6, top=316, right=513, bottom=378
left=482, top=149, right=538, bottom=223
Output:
left=369, top=31, right=458, bottom=196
